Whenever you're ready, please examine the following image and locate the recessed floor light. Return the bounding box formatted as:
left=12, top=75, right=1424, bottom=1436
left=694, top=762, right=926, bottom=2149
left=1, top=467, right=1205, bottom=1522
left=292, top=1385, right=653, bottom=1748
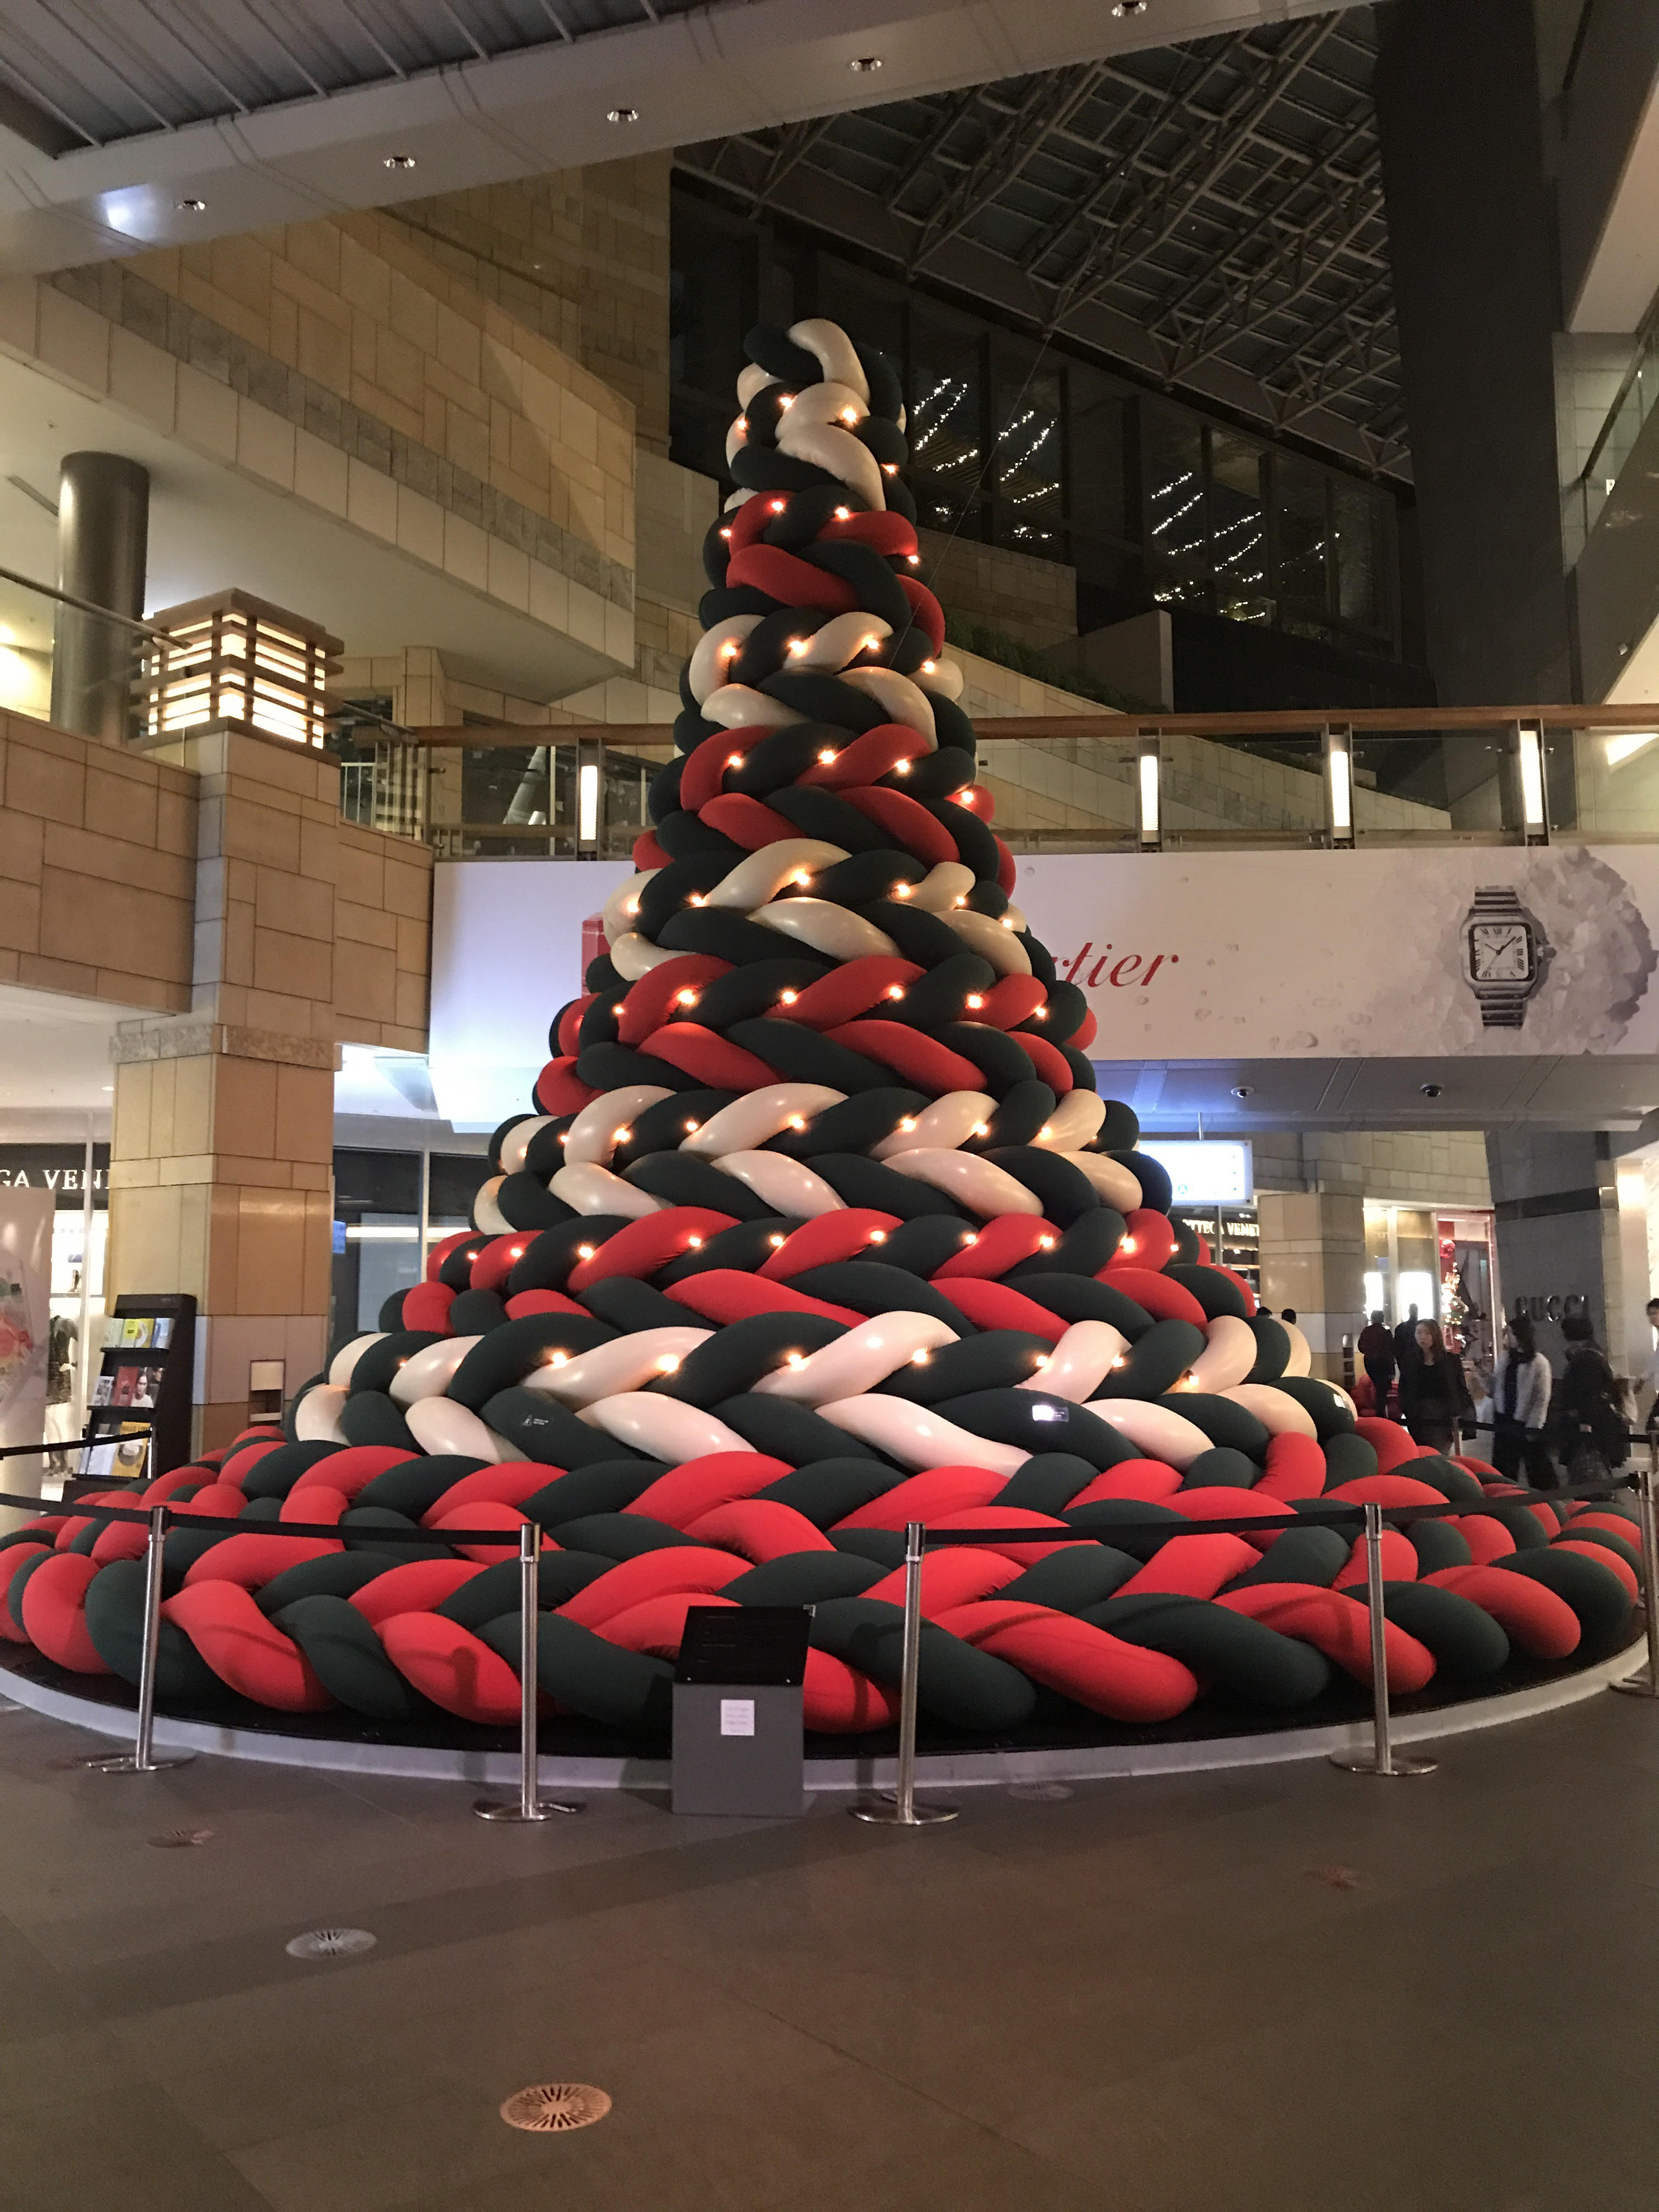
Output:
left=383, top=153, right=416, bottom=170
left=850, top=55, right=883, bottom=72
left=1112, top=0, right=1148, bottom=14
left=607, top=106, right=639, bottom=123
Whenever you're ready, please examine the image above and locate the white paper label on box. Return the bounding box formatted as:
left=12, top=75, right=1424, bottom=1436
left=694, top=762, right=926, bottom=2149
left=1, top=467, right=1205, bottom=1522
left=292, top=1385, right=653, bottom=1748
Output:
left=719, top=1698, right=755, bottom=1737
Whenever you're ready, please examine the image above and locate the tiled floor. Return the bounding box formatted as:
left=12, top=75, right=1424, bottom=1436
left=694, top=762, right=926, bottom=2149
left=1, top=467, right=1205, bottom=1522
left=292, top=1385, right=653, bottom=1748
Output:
left=2, top=1692, right=1657, bottom=2211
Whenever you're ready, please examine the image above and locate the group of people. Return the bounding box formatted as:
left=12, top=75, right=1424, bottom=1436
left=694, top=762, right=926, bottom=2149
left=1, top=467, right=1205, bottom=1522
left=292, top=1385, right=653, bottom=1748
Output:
left=1355, top=1301, right=1641, bottom=1489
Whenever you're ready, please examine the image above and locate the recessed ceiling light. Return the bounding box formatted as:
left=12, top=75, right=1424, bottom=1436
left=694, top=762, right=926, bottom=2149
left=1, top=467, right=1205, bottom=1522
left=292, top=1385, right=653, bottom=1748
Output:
left=850, top=55, right=883, bottom=72
left=1230, top=1085, right=1252, bottom=1099
left=1112, top=0, right=1148, bottom=14
left=383, top=153, right=416, bottom=170
left=607, top=106, right=639, bottom=123
left=176, top=196, right=206, bottom=212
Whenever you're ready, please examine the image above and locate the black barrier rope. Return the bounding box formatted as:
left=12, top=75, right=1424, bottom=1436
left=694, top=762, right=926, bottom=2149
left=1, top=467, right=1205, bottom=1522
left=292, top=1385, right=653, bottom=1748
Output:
left=0, top=1471, right=1634, bottom=1552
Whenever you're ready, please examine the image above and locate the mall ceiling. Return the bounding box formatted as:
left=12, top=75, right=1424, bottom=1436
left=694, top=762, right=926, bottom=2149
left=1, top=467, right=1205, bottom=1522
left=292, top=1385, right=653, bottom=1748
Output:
left=682, top=7, right=1403, bottom=475
left=0, top=1, right=1357, bottom=290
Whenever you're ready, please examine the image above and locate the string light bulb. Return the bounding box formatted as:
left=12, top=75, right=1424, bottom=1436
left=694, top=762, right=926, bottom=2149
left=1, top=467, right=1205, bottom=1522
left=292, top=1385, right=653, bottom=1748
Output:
left=658, top=1353, right=680, bottom=1373
left=833, top=505, right=850, bottom=519
left=787, top=1352, right=808, bottom=1369
left=684, top=1119, right=701, bottom=1135
left=868, top=1229, right=887, bottom=1243
left=911, top=1349, right=930, bottom=1366
left=676, top=989, right=699, bottom=1007
left=686, top=1233, right=703, bottom=1249
left=921, top=659, right=936, bottom=673
left=768, top=1232, right=786, bottom=1248
left=966, top=994, right=985, bottom=1010
left=1038, top=1234, right=1056, bottom=1250
left=887, top=984, right=906, bottom=1001
left=576, top=1245, right=594, bottom=1261
left=778, top=989, right=798, bottom=1005
left=727, top=752, right=744, bottom=769
left=817, top=748, right=838, bottom=764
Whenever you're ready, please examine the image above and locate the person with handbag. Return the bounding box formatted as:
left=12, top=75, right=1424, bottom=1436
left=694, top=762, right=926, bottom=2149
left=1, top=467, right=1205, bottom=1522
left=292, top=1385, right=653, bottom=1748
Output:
left=1489, top=1313, right=1553, bottom=1487
left=1551, top=1314, right=1630, bottom=1484
left=1397, top=1318, right=1473, bottom=1454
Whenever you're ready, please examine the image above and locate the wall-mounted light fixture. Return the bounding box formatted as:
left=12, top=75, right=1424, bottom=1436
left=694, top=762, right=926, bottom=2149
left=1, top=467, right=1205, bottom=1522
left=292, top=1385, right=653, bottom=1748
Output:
left=1515, top=719, right=1548, bottom=843
left=1324, top=721, right=1354, bottom=848
left=1137, top=731, right=1161, bottom=850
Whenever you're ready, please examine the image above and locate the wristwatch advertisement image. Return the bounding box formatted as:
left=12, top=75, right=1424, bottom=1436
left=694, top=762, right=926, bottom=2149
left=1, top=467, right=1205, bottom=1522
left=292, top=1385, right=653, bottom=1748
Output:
left=1460, top=885, right=1554, bottom=1029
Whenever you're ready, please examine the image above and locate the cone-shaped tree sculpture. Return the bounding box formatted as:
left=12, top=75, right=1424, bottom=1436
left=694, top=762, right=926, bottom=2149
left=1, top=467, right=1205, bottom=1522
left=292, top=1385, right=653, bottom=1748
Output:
left=0, top=320, right=1638, bottom=1733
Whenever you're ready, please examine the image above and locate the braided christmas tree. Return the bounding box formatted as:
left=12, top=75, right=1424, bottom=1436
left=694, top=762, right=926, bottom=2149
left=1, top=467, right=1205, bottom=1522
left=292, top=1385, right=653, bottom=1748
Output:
left=0, top=320, right=1641, bottom=1737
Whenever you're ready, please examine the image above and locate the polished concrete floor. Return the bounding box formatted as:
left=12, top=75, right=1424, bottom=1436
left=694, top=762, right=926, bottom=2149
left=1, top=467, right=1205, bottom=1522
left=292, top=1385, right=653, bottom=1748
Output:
left=2, top=1694, right=1657, bottom=2212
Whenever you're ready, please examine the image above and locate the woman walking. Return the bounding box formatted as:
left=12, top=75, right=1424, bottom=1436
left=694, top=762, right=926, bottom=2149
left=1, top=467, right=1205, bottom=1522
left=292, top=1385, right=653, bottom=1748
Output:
left=1489, top=1314, right=1553, bottom=1486
left=1398, top=1318, right=1473, bottom=1454
left=1551, top=1314, right=1630, bottom=1485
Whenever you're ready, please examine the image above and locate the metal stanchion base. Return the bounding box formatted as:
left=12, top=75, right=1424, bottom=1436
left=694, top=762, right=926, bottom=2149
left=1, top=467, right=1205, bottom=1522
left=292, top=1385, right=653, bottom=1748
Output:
left=472, top=1797, right=583, bottom=1821
left=1611, top=1672, right=1659, bottom=1697
left=1328, top=1753, right=1437, bottom=1777
left=849, top=1798, right=959, bottom=1825
left=83, top=1751, right=195, bottom=1773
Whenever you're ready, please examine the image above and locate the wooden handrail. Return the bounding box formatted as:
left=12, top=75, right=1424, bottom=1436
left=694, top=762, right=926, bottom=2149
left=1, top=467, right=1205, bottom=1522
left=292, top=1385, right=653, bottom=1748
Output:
left=392, top=704, right=1659, bottom=747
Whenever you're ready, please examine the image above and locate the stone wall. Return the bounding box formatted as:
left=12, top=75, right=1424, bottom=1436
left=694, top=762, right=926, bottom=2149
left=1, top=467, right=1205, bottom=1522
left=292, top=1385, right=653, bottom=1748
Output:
left=1251, top=1130, right=1494, bottom=1208
left=0, top=708, right=195, bottom=1011
left=918, top=529, right=1078, bottom=651
left=4, top=208, right=636, bottom=673
left=396, top=155, right=673, bottom=457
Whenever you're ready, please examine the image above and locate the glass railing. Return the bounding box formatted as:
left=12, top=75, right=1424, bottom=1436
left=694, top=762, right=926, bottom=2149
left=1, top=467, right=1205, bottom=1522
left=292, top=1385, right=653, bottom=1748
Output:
left=354, top=707, right=1659, bottom=861
left=1564, top=325, right=1659, bottom=563
left=0, top=563, right=189, bottom=743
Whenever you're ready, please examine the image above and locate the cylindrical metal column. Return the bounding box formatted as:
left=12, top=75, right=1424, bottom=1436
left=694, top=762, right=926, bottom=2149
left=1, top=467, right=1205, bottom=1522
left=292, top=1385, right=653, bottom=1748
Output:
left=1330, top=1503, right=1436, bottom=1778
left=851, top=1522, right=957, bottom=1826
left=50, top=453, right=150, bottom=743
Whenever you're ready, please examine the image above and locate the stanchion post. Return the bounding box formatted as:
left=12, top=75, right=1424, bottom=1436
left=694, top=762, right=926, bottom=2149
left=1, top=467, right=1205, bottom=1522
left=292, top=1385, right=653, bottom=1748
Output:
left=84, top=1504, right=194, bottom=1773
left=851, top=1522, right=958, bottom=1826
left=1330, top=1502, right=1435, bottom=1778
left=474, top=1520, right=582, bottom=1822
left=1613, top=1463, right=1659, bottom=1697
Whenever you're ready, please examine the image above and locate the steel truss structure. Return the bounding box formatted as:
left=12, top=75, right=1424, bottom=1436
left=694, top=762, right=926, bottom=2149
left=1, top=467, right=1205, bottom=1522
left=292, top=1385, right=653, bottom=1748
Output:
left=0, top=0, right=687, bottom=150
left=681, top=8, right=1406, bottom=473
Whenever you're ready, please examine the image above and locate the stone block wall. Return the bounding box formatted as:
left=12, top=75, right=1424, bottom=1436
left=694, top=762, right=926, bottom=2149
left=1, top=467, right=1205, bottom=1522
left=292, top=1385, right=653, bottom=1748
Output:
left=2, top=207, right=636, bottom=673
left=396, top=154, right=673, bottom=456
left=0, top=708, right=195, bottom=1010
left=918, top=528, right=1079, bottom=650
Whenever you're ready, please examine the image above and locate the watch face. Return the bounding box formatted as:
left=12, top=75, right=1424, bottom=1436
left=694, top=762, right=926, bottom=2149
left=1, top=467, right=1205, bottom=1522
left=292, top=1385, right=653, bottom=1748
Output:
left=1468, top=920, right=1533, bottom=984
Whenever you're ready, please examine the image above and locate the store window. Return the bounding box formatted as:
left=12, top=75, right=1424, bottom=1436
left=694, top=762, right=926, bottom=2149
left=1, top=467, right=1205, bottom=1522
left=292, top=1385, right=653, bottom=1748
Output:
left=670, top=201, right=757, bottom=482
left=430, top=1153, right=490, bottom=1241
left=332, top=1149, right=421, bottom=1339
left=992, top=347, right=1065, bottom=558
left=1143, top=406, right=1207, bottom=606
left=1333, top=477, right=1382, bottom=630
left=0, top=1144, right=109, bottom=1441
left=1273, top=453, right=1331, bottom=622
left=909, top=307, right=986, bottom=534
left=1209, top=429, right=1271, bottom=624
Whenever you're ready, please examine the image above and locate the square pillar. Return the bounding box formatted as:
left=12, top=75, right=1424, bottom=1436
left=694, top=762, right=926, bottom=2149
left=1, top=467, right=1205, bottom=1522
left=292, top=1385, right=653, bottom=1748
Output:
left=111, top=725, right=349, bottom=1452
left=1256, top=1191, right=1367, bottom=1382
left=107, top=1021, right=335, bottom=1451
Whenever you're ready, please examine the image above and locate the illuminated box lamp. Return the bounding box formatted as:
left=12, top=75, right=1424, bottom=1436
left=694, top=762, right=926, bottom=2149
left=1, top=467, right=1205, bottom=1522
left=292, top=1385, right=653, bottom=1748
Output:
left=139, top=590, right=343, bottom=751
